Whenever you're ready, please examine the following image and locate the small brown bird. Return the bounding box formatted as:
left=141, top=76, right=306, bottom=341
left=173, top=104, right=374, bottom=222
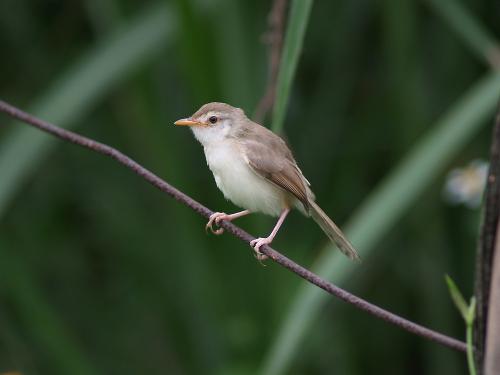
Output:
left=175, top=102, right=359, bottom=261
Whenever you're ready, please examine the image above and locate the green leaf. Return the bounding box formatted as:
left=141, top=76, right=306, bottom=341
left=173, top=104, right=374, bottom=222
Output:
left=261, top=70, right=500, bottom=375
left=271, top=0, right=313, bottom=134
left=467, top=296, right=477, bottom=325
left=0, top=2, right=174, bottom=217
left=445, top=274, right=469, bottom=320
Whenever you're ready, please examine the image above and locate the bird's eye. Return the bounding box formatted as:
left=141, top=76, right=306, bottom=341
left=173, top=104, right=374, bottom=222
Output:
left=209, top=116, right=218, bottom=124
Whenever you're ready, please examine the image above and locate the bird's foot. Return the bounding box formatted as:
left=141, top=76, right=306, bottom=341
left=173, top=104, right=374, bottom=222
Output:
left=206, top=212, right=230, bottom=235
left=206, top=210, right=251, bottom=235
left=250, top=237, right=272, bottom=261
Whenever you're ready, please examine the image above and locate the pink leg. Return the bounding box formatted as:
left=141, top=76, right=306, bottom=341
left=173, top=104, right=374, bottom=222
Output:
left=250, top=208, right=290, bottom=260
left=206, top=210, right=251, bottom=235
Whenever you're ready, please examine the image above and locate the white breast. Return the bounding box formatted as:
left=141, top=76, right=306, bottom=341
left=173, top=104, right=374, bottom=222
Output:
left=203, top=140, right=284, bottom=216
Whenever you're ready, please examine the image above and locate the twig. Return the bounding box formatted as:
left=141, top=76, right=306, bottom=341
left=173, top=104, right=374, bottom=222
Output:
left=0, top=99, right=467, bottom=353
left=253, top=0, right=288, bottom=123
left=476, top=102, right=500, bottom=374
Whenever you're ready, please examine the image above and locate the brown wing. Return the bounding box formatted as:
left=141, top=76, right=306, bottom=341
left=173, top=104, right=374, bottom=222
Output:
left=235, top=122, right=311, bottom=210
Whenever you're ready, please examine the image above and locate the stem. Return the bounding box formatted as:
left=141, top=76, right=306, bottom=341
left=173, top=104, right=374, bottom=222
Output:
left=253, top=0, right=288, bottom=123
left=475, top=103, right=500, bottom=372
left=467, top=322, right=477, bottom=375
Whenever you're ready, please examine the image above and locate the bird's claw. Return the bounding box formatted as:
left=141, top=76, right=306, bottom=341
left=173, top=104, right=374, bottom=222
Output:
left=250, top=237, right=271, bottom=261
left=205, top=212, right=228, bottom=235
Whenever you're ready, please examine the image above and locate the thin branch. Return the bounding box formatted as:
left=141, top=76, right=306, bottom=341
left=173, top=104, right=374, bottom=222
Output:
left=253, top=0, right=288, bottom=124
left=0, top=99, right=467, bottom=353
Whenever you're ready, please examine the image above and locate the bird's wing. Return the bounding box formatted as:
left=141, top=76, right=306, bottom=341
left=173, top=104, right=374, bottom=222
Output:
left=237, top=124, right=311, bottom=210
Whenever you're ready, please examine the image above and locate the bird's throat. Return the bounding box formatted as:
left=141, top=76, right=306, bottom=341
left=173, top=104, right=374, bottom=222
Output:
left=191, top=122, right=231, bottom=147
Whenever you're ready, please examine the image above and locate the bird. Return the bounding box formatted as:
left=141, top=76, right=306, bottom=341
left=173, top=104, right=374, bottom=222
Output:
left=174, top=102, right=359, bottom=261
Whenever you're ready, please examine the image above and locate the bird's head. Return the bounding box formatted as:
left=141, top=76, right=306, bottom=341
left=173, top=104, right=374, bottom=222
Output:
left=174, top=102, right=247, bottom=145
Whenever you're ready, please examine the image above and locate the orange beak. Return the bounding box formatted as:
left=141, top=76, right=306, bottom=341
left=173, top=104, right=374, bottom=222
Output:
left=174, top=118, right=207, bottom=127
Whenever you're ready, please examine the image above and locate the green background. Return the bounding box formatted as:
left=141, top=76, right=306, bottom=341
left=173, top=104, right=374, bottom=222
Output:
left=0, top=0, right=499, bottom=374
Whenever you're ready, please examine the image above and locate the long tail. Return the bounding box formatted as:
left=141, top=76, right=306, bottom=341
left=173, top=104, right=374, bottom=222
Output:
left=310, top=201, right=360, bottom=261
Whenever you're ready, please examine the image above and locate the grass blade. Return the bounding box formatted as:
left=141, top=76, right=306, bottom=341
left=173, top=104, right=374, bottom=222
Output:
left=271, top=0, right=313, bottom=134
left=425, top=0, right=500, bottom=66
left=0, top=2, right=174, bottom=216
left=261, top=70, right=500, bottom=375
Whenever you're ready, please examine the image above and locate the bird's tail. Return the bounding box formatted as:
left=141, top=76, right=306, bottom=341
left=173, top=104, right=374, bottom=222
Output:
left=310, top=201, right=360, bottom=261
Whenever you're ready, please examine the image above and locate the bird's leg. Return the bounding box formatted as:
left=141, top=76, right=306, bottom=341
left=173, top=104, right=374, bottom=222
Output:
left=250, top=208, right=290, bottom=261
left=206, top=210, right=251, bottom=235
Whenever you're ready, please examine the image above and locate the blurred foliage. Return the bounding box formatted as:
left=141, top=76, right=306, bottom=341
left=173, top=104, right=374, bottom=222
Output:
left=0, top=0, right=499, bottom=374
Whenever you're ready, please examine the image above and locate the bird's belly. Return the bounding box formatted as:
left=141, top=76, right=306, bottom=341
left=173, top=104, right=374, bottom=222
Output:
left=204, top=144, right=284, bottom=216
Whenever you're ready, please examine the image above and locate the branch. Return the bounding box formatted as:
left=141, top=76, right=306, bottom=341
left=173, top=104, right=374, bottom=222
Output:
left=0, top=99, right=467, bottom=353
left=475, top=102, right=500, bottom=373
left=253, top=0, right=288, bottom=123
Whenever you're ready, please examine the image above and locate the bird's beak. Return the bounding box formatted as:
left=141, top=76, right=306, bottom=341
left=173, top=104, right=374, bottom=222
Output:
left=174, top=118, right=207, bottom=127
